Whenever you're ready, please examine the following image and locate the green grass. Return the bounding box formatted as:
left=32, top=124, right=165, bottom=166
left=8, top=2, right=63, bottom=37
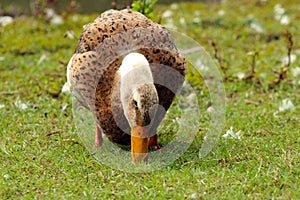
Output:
left=1, top=0, right=300, bottom=199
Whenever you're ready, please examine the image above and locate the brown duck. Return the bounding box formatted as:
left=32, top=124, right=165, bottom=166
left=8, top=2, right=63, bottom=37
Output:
left=67, top=9, right=186, bottom=162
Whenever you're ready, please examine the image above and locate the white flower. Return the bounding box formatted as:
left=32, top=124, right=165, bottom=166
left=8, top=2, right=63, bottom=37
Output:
left=274, top=4, right=290, bottom=25
left=0, top=103, right=4, bottom=109
left=218, top=10, right=225, bottom=16
left=0, top=16, right=13, bottom=27
left=279, top=99, right=295, bottom=112
left=61, top=82, right=71, bottom=94
left=163, top=18, right=177, bottom=30
left=250, top=22, right=264, bottom=33
left=275, top=14, right=281, bottom=21
left=190, top=193, right=198, bottom=199
left=280, top=15, right=290, bottom=25
left=260, top=72, right=267, bottom=78
left=14, top=99, right=28, bottom=110
left=192, top=18, right=201, bottom=24
left=72, top=15, right=79, bottom=22
left=51, top=15, right=64, bottom=25
left=291, top=67, right=300, bottom=77
left=274, top=4, right=285, bottom=16
left=3, top=174, right=9, bottom=179
left=45, top=8, right=64, bottom=25
left=247, top=14, right=254, bottom=19
left=162, top=10, right=173, bottom=18
left=65, top=30, right=75, bottom=39
left=281, top=54, right=296, bottom=65
left=237, top=72, right=245, bottom=80
left=170, top=3, right=178, bottom=10
left=194, top=10, right=201, bottom=16
left=223, top=127, right=242, bottom=140
left=45, top=8, right=56, bottom=19
left=179, top=17, right=186, bottom=25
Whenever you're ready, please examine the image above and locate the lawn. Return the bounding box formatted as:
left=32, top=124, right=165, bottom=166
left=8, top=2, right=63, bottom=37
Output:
left=0, top=0, right=299, bottom=199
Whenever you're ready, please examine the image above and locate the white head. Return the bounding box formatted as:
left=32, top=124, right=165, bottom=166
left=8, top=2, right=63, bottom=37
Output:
left=118, top=52, right=159, bottom=127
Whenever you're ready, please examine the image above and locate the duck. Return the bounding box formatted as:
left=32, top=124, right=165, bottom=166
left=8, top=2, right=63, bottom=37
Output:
left=67, top=9, right=186, bottom=162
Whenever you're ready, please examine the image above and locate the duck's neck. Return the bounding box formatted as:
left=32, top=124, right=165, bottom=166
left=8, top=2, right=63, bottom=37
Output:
left=118, top=52, right=154, bottom=111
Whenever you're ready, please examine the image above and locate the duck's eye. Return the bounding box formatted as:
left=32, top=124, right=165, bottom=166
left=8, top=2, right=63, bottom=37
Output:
left=133, top=100, right=138, bottom=109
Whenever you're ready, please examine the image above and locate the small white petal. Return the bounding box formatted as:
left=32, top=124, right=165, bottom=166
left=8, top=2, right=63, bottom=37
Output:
left=61, top=82, right=71, bottom=94
left=279, top=99, right=295, bottom=112
left=223, top=127, right=242, bottom=139
left=50, top=15, right=64, bottom=25
left=250, top=22, right=264, bottom=33
left=0, top=16, right=13, bottom=27
left=0, top=103, right=4, bottom=109
left=170, top=3, right=178, bottom=10
left=274, top=4, right=285, bottom=15
left=14, top=99, right=28, bottom=110
left=45, top=8, right=56, bottom=19
left=190, top=193, right=198, bottom=199
left=3, top=174, right=9, bottom=179
left=207, top=106, right=215, bottom=113
left=37, top=54, right=48, bottom=65
left=247, top=51, right=255, bottom=56
left=275, top=14, right=281, bottom=20
left=291, top=67, right=300, bottom=77
left=194, top=10, right=201, bottom=16
left=260, top=72, right=267, bottom=78
left=179, top=17, right=186, bottom=25
left=218, top=10, right=225, bottom=16
left=162, top=10, right=173, bottom=18
left=237, top=72, right=245, bottom=80
left=61, top=103, right=68, bottom=112
left=235, top=130, right=242, bottom=140
left=281, top=54, right=296, bottom=65
left=280, top=15, right=290, bottom=25
left=164, top=18, right=177, bottom=30
left=65, top=30, right=75, bottom=39
left=72, top=15, right=79, bottom=22
left=83, top=191, right=87, bottom=196
left=192, top=18, right=201, bottom=24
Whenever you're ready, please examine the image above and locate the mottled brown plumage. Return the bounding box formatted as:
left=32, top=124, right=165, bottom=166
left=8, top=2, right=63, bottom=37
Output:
left=67, top=9, right=186, bottom=150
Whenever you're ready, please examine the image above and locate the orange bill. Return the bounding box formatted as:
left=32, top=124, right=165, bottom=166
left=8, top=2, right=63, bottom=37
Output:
left=131, top=126, right=149, bottom=163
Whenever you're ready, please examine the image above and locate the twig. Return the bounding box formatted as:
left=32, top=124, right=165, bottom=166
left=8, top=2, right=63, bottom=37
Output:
left=46, top=130, right=62, bottom=137
left=243, top=51, right=259, bottom=81
left=245, top=99, right=260, bottom=106
left=263, top=128, right=279, bottom=135
left=211, top=41, right=230, bottom=79
left=111, top=0, right=118, bottom=9
left=0, top=91, right=18, bottom=95
left=269, top=30, right=293, bottom=89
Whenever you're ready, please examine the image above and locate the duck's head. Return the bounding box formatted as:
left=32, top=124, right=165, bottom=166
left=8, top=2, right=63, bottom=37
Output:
left=118, top=52, right=159, bottom=162
left=127, top=83, right=158, bottom=127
